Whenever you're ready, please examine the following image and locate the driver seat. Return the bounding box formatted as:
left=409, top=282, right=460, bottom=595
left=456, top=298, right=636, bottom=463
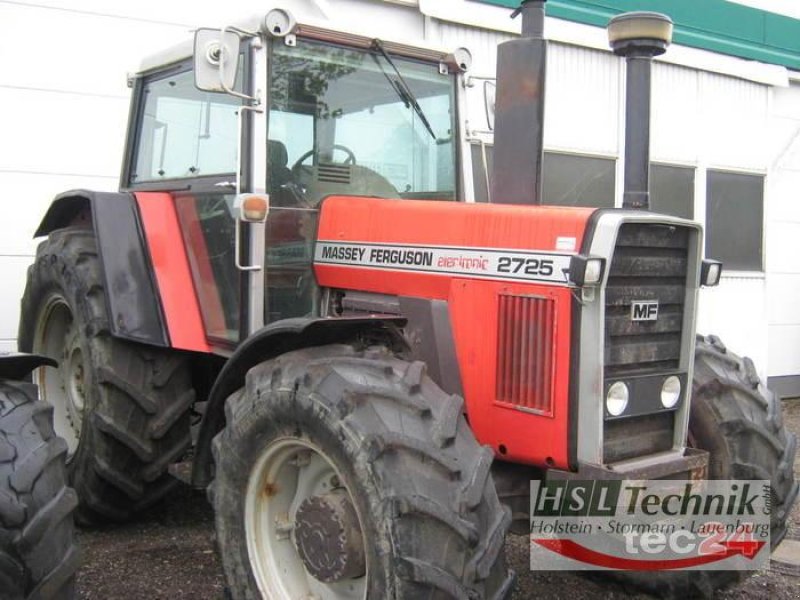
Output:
left=267, top=140, right=294, bottom=206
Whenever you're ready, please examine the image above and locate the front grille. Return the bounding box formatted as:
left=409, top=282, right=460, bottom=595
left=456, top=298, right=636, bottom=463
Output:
left=604, top=412, right=675, bottom=463
left=602, top=223, right=691, bottom=464
left=496, top=294, right=555, bottom=414
left=604, top=223, right=689, bottom=377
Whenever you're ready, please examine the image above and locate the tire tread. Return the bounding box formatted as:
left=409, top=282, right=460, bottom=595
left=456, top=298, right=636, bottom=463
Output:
left=0, top=382, right=77, bottom=599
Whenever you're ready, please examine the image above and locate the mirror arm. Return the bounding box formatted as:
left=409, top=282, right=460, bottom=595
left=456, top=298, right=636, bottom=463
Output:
left=218, top=27, right=262, bottom=104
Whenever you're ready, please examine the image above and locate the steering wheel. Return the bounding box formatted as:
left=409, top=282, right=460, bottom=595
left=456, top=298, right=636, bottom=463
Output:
left=291, top=144, right=357, bottom=172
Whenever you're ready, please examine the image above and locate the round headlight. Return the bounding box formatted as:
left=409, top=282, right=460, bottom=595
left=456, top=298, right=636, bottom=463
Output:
left=661, top=376, right=681, bottom=409
left=606, top=382, right=629, bottom=417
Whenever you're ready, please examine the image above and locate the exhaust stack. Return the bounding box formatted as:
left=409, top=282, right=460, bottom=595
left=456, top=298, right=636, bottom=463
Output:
left=490, top=0, right=548, bottom=205
left=607, top=12, right=673, bottom=210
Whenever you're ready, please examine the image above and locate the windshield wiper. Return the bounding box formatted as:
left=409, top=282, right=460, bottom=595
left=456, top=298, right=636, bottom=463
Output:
left=371, top=39, right=437, bottom=141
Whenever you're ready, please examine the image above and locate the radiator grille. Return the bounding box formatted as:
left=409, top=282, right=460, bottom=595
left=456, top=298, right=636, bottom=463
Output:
left=605, top=224, right=689, bottom=377
left=496, top=295, right=555, bottom=414
left=602, top=223, right=691, bottom=464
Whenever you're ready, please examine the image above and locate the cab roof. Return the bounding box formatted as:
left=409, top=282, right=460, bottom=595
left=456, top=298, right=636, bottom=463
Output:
left=136, top=0, right=464, bottom=75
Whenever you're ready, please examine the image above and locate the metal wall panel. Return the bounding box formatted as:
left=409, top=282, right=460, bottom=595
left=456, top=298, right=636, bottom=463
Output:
left=697, top=276, right=768, bottom=380
left=769, top=326, right=800, bottom=378
left=651, top=62, right=700, bottom=164
left=765, top=85, right=800, bottom=379
left=543, top=43, right=619, bottom=155
left=700, top=72, right=770, bottom=169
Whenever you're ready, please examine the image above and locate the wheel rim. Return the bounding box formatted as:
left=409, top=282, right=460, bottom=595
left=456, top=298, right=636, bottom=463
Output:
left=33, top=296, right=85, bottom=457
left=245, top=437, right=368, bottom=600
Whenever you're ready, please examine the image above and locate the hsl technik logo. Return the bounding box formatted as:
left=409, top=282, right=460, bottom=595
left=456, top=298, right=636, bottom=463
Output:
left=529, top=480, right=771, bottom=571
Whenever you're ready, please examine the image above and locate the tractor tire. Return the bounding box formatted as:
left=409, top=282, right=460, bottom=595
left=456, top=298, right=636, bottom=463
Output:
left=691, top=334, right=798, bottom=548
left=18, top=228, right=194, bottom=524
left=210, top=344, right=515, bottom=600
left=609, top=334, right=799, bottom=598
left=0, top=380, right=79, bottom=599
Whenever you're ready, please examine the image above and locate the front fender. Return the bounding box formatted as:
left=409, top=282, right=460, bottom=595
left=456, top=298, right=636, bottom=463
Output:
left=191, top=316, right=407, bottom=487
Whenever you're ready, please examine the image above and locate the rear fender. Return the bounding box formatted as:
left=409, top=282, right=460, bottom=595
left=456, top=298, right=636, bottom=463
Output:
left=34, top=190, right=169, bottom=347
left=191, top=316, right=407, bottom=487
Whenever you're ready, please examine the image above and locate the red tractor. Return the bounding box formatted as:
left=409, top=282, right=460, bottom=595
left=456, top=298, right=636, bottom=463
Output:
left=14, top=1, right=797, bottom=598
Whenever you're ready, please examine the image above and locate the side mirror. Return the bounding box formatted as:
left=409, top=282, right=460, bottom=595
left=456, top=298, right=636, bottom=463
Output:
left=194, top=28, right=241, bottom=93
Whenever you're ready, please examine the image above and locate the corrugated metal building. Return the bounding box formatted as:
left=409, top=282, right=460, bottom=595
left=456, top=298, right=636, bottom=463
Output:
left=1, top=0, right=799, bottom=396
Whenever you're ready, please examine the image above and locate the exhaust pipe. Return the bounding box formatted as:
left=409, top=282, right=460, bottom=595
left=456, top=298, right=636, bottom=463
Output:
left=490, top=0, right=548, bottom=205
left=607, top=12, right=673, bottom=210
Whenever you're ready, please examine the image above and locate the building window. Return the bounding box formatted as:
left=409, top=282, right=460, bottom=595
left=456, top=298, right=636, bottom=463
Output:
left=470, top=146, right=615, bottom=208
left=705, top=170, right=764, bottom=271
left=650, top=164, right=694, bottom=219
left=543, top=153, right=615, bottom=208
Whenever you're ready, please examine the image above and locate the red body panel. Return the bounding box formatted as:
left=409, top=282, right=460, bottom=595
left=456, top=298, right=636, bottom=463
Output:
left=135, top=193, right=210, bottom=353
left=172, top=196, right=230, bottom=341
left=315, top=196, right=594, bottom=468
left=450, top=280, right=573, bottom=466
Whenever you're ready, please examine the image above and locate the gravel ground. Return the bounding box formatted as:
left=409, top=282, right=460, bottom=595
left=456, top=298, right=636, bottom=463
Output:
left=76, top=400, right=800, bottom=599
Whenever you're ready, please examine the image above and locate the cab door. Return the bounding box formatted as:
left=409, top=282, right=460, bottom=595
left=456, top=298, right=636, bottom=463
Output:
left=126, top=59, right=247, bottom=348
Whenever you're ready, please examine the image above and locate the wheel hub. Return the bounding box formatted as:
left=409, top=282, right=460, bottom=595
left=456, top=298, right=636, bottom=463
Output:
left=62, top=321, right=86, bottom=438
left=67, top=345, right=86, bottom=413
left=293, top=490, right=366, bottom=583
left=35, top=296, right=84, bottom=456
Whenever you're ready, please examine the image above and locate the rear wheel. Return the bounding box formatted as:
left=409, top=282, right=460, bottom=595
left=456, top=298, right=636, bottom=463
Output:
left=18, top=228, right=194, bottom=523
left=211, top=344, right=515, bottom=599
left=0, top=380, right=79, bottom=599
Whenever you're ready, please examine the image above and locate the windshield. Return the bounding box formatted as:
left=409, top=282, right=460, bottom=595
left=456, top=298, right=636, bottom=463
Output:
left=267, top=39, right=457, bottom=206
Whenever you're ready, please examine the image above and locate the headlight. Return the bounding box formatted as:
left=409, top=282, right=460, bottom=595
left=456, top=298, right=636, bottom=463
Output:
left=569, top=255, right=606, bottom=286
left=606, top=382, right=629, bottom=417
left=660, top=375, right=681, bottom=408
left=701, top=259, right=722, bottom=287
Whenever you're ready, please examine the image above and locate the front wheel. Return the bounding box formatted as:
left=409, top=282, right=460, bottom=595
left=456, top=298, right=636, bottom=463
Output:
left=609, top=335, right=799, bottom=597
left=210, top=344, right=514, bottom=600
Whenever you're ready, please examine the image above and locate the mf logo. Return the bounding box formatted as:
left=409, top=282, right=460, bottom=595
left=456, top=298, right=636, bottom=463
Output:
left=631, top=300, right=659, bottom=322
left=531, top=481, right=622, bottom=517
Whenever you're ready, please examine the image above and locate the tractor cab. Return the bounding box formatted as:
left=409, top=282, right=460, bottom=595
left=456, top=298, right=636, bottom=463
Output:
left=125, top=6, right=469, bottom=345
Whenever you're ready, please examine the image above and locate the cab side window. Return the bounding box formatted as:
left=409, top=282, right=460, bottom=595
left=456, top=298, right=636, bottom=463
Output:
left=131, top=67, right=241, bottom=184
